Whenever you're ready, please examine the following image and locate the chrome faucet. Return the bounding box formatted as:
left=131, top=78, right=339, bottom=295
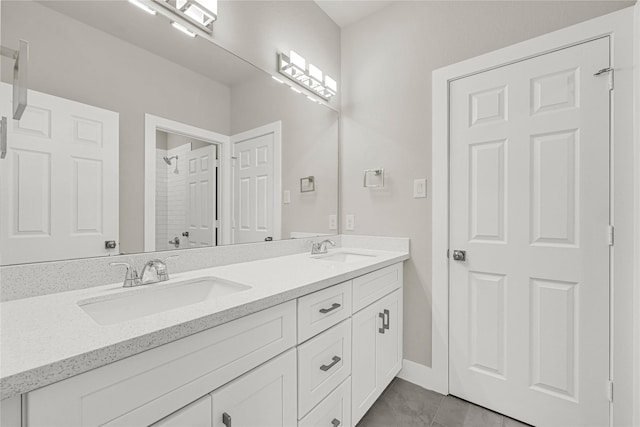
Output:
left=311, top=239, right=336, bottom=255
left=110, top=255, right=178, bottom=287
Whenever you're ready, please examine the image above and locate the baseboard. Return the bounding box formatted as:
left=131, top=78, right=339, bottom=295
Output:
left=397, top=359, right=446, bottom=394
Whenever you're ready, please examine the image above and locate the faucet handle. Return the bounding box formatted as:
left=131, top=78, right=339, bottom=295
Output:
left=110, top=262, right=140, bottom=288
left=159, top=255, right=178, bottom=280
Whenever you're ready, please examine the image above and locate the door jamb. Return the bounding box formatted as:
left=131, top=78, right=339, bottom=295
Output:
left=144, top=114, right=233, bottom=250
left=431, top=8, right=636, bottom=425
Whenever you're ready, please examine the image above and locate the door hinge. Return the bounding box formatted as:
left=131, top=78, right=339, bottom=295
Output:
left=594, top=67, right=614, bottom=90
left=608, top=225, right=614, bottom=246
left=215, top=220, right=220, bottom=228
left=607, top=380, right=614, bottom=402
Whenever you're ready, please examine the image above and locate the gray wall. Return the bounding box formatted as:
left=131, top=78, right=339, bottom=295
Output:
left=340, top=0, right=634, bottom=368
left=214, top=0, right=341, bottom=109
left=230, top=75, right=339, bottom=238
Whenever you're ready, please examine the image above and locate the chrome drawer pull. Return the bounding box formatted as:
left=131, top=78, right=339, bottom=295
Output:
left=319, top=302, right=341, bottom=314
left=379, top=312, right=385, bottom=333
left=331, top=419, right=341, bottom=427
left=383, top=309, right=390, bottom=330
left=222, top=412, right=232, bottom=427
left=320, top=355, right=341, bottom=371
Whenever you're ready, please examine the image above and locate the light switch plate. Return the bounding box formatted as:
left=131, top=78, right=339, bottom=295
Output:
left=413, top=178, right=427, bottom=198
left=329, top=214, right=337, bottom=230
left=283, top=190, right=291, bottom=204
left=345, top=214, right=355, bottom=231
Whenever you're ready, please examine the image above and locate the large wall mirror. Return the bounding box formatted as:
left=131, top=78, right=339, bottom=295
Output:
left=0, top=0, right=339, bottom=265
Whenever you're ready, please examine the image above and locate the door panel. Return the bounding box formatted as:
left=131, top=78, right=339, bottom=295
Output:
left=232, top=126, right=277, bottom=244
left=185, top=145, right=217, bottom=247
left=0, top=84, right=119, bottom=264
left=449, top=37, right=610, bottom=427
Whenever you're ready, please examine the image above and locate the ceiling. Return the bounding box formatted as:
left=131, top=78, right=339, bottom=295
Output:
left=314, top=0, right=394, bottom=28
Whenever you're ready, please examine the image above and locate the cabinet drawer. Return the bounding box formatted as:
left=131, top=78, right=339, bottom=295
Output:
left=352, top=263, right=402, bottom=313
left=299, top=378, right=351, bottom=427
left=27, top=301, right=296, bottom=427
left=298, top=319, right=352, bottom=417
left=151, top=396, right=212, bottom=427
left=297, top=281, right=352, bottom=343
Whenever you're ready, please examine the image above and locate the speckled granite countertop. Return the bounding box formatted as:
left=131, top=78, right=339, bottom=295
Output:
left=0, top=248, right=409, bottom=400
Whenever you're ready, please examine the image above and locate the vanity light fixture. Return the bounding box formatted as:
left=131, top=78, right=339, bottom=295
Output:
left=128, top=0, right=157, bottom=15
left=152, top=0, right=217, bottom=35
left=278, top=51, right=337, bottom=101
left=171, top=21, right=197, bottom=37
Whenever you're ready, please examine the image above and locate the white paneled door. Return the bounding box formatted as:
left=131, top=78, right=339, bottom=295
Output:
left=449, top=38, right=610, bottom=427
left=0, top=84, right=118, bottom=264
left=185, top=144, right=217, bottom=247
left=231, top=124, right=280, bottom=244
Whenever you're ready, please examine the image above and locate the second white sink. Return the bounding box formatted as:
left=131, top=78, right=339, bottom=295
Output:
left=79, top=277, right=251, bottom=326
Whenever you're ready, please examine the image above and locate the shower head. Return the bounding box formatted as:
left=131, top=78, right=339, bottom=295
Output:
left=162, top=155, right=179, bottom=174
left=163, top=155, right=177, bottom=165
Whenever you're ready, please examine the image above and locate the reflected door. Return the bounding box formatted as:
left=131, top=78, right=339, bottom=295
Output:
left=232, top=126, right=278, bottom=244
left=449, top=38, right=610, bottom=426
left=185, top=145, right=217, bottom=247
left=0, top=84, right=119, bottom=264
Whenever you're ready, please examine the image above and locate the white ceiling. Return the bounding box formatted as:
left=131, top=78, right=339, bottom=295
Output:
left=314, top=1, right=395, bottom=28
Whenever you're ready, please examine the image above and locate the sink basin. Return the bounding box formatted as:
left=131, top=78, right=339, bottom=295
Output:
left=313, top=252, right=377, bottom=263
left=79, top=277, right=251, bottom=325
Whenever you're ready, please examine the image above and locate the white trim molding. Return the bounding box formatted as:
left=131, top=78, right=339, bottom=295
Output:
left=397, top=359, right=440, bottom=392
left=144, top=114, right=233, bottom=251
left=633, top=4, right=640, bottom=427
left=432, top=7, right=637, bottom=425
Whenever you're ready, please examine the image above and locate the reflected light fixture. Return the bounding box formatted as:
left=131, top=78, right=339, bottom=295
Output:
left=171, top=21, right=197, bottom=37
left=152, top=0, right=217, bottom=35
left=278, top=50, right=337, bottom=101
left=128, top=0, right=157, bottom=15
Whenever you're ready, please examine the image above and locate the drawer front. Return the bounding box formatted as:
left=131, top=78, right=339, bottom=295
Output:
left=151, top=396, right=212, bottom=427
left=297, top=281, right=352, bottom=343
left=27, top=301, right=296, bottom=427
left=352, top=263, right=402, bottom=313
left=299, top=378, right=351, bottom=427
left=298, top=319, right=352, bottom=417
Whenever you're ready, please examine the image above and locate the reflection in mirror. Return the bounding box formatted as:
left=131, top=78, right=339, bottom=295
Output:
left=0, top=0, right=338, bottom=266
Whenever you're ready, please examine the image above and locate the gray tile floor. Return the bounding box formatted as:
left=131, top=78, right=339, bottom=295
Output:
left=356, top=378, right=532, bottom=427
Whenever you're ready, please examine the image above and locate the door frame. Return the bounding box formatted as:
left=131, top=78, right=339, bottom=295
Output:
left=230, top=121, right=282, bottom=244
left=144, top=114, right=233, bottom=250
left=431, top=7, right=637, bottom=425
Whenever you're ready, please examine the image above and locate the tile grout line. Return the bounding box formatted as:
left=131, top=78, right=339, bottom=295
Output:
left=429, top=394, right=447, bottom=427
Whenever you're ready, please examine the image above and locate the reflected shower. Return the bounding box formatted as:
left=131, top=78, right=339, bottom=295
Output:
left=163, top=155, right=179, bottom=174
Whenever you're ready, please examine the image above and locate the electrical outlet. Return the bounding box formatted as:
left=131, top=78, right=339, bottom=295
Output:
left=413, top=178, right=427, bottom=198
left=345, top=214, right=355, bottom=231
left=283, top=190, right=291, bottom=204
left=329, top=214, right=337, bottom=230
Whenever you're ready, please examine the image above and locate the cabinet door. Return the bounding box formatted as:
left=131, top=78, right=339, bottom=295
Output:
left=351, top=301, right=380, bottom=425
left=152, top=396, right=212, bottom=427
left=352, top=288, right=404, bottom=425
left=376, top=289, right=403, bottom=388
left=211, top=349, right=297, bottom=427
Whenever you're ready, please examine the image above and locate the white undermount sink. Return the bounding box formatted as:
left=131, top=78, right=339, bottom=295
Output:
left=78, top=277, right=251, bottom=326
left=313, top=251, right=377, bottom=263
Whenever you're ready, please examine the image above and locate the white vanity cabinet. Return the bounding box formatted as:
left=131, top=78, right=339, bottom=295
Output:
left=18, top=261, right=405, bottom=427
left=210, top=349, right=297, bottom=427
left=351, top=264, right=403, bottom=425
left=152, top=396, right=212, bottom=427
